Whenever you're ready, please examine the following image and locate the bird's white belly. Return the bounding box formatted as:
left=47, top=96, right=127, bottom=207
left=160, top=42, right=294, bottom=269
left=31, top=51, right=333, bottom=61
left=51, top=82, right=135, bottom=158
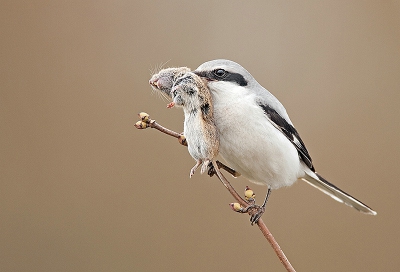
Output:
left=213, top=96, right=303, bottom=189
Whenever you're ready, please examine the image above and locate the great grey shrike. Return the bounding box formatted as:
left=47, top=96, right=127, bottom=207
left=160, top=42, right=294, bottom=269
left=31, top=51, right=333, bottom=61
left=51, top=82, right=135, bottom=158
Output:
left=193, top=59, right=376, bottom=223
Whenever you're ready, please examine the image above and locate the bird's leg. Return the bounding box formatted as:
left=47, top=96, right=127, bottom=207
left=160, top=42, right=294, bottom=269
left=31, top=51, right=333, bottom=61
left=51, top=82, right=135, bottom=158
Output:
left=242, top=188, right=272, bottom=225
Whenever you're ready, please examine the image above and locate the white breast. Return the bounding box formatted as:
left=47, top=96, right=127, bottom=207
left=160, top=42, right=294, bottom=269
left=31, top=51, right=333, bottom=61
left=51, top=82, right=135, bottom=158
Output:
left=209, top=82, right=303, bottom=189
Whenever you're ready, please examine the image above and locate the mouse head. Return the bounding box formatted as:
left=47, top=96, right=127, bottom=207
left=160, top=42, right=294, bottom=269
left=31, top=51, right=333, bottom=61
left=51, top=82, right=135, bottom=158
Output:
left=149, top=67, right=191, bottom=97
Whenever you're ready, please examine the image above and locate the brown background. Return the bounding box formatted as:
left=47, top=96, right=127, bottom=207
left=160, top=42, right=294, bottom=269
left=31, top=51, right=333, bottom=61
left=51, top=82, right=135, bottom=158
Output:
left=1, top=1, right=399, bottom=271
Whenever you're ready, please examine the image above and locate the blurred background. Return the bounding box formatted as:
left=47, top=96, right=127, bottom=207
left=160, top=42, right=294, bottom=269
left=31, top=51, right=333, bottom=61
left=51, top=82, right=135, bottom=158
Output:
left=1, top=1, right=399, bottom=271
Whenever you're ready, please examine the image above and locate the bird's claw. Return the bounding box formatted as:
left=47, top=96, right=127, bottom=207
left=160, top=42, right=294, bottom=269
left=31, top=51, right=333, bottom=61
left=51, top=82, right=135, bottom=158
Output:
left=242, top=204, right=265, bottom=225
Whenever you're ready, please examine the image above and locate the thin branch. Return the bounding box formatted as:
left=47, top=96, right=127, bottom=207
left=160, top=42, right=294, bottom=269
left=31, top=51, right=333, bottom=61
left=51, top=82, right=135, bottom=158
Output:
left=135, top=112, right=296, bottom=272
left=135, top=115, right=240, bottom=177
left=135, top=115, right=187, bottom=145
left=257, top=218, right=295, bottom=272
left=216, top=170, right=295, bottom=272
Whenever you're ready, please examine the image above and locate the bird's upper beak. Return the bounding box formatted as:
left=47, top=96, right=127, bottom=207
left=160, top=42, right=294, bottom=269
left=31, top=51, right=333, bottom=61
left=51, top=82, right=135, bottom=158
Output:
left=193, top=71, right=212, bottom=82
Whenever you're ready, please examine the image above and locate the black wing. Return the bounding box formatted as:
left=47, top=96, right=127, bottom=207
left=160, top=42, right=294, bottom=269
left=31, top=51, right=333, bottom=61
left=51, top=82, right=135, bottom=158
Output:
left=258, top=103, right=315, bottom=171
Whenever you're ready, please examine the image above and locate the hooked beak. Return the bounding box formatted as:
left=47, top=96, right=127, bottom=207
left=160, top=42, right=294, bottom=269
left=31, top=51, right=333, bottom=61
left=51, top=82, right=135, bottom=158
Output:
left=193, top=71, right=213, bottom=82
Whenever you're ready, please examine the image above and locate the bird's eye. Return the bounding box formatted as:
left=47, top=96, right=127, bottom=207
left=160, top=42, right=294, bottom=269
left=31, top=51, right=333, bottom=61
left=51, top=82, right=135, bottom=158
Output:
left=213, top=69, right=227, bottom=78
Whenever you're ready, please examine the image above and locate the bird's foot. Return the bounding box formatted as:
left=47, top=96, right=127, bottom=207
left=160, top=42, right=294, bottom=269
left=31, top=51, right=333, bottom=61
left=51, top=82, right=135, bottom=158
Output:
left=229, top=202, right=265, bottom=225
left=229, top=187, right=269, bottom=225
left=242, top=204, right=265, bottom=225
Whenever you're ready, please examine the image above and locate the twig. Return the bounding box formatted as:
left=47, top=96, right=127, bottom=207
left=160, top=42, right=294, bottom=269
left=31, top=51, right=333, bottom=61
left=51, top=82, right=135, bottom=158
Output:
left=135, top=113, right=187, bottom=145
left=217, top=170, right=295, bottom=272
left=135, top=112, right=296, bottom=272
left=135, top=114, right=240, bottom=177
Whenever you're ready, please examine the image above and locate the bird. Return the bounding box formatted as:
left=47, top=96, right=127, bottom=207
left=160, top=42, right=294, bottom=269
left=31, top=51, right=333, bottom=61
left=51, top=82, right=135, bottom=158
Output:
left=193, top=59, right=376, bottom=223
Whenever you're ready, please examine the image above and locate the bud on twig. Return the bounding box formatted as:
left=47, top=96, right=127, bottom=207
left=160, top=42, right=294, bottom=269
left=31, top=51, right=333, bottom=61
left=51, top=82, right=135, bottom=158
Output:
left=244, top=186, right=256, bottom=201
left=134, top=120, right=149, bottom=129
left=229, top=203, right=243, bottom=212
left=139, top=112, right=150, bottom=123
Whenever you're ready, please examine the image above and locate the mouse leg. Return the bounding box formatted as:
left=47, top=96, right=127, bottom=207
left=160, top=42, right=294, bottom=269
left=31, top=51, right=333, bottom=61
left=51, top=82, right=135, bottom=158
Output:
left=200, top=159, right=211, bottom=174
left=190, top=160, right=202, bottom=178
left=166, top=102, right=175, bottom=108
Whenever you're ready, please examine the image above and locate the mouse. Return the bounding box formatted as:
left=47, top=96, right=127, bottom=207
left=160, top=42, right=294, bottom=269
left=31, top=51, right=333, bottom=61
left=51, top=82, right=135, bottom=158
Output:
left=169, top=72, right=220, bottom=178
left=148, top=66, right=239, bottom=178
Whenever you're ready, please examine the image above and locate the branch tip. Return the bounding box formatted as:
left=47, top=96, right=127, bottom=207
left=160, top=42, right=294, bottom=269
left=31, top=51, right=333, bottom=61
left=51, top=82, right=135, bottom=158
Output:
left=229, top=203, right=243, bottom=212
left=139, top=112, right=150, bottom=122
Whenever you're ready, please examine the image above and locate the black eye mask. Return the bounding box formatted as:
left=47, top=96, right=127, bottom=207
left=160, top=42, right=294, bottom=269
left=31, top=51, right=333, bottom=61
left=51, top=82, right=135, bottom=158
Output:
left=194, top=70, right=248, bottom=87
